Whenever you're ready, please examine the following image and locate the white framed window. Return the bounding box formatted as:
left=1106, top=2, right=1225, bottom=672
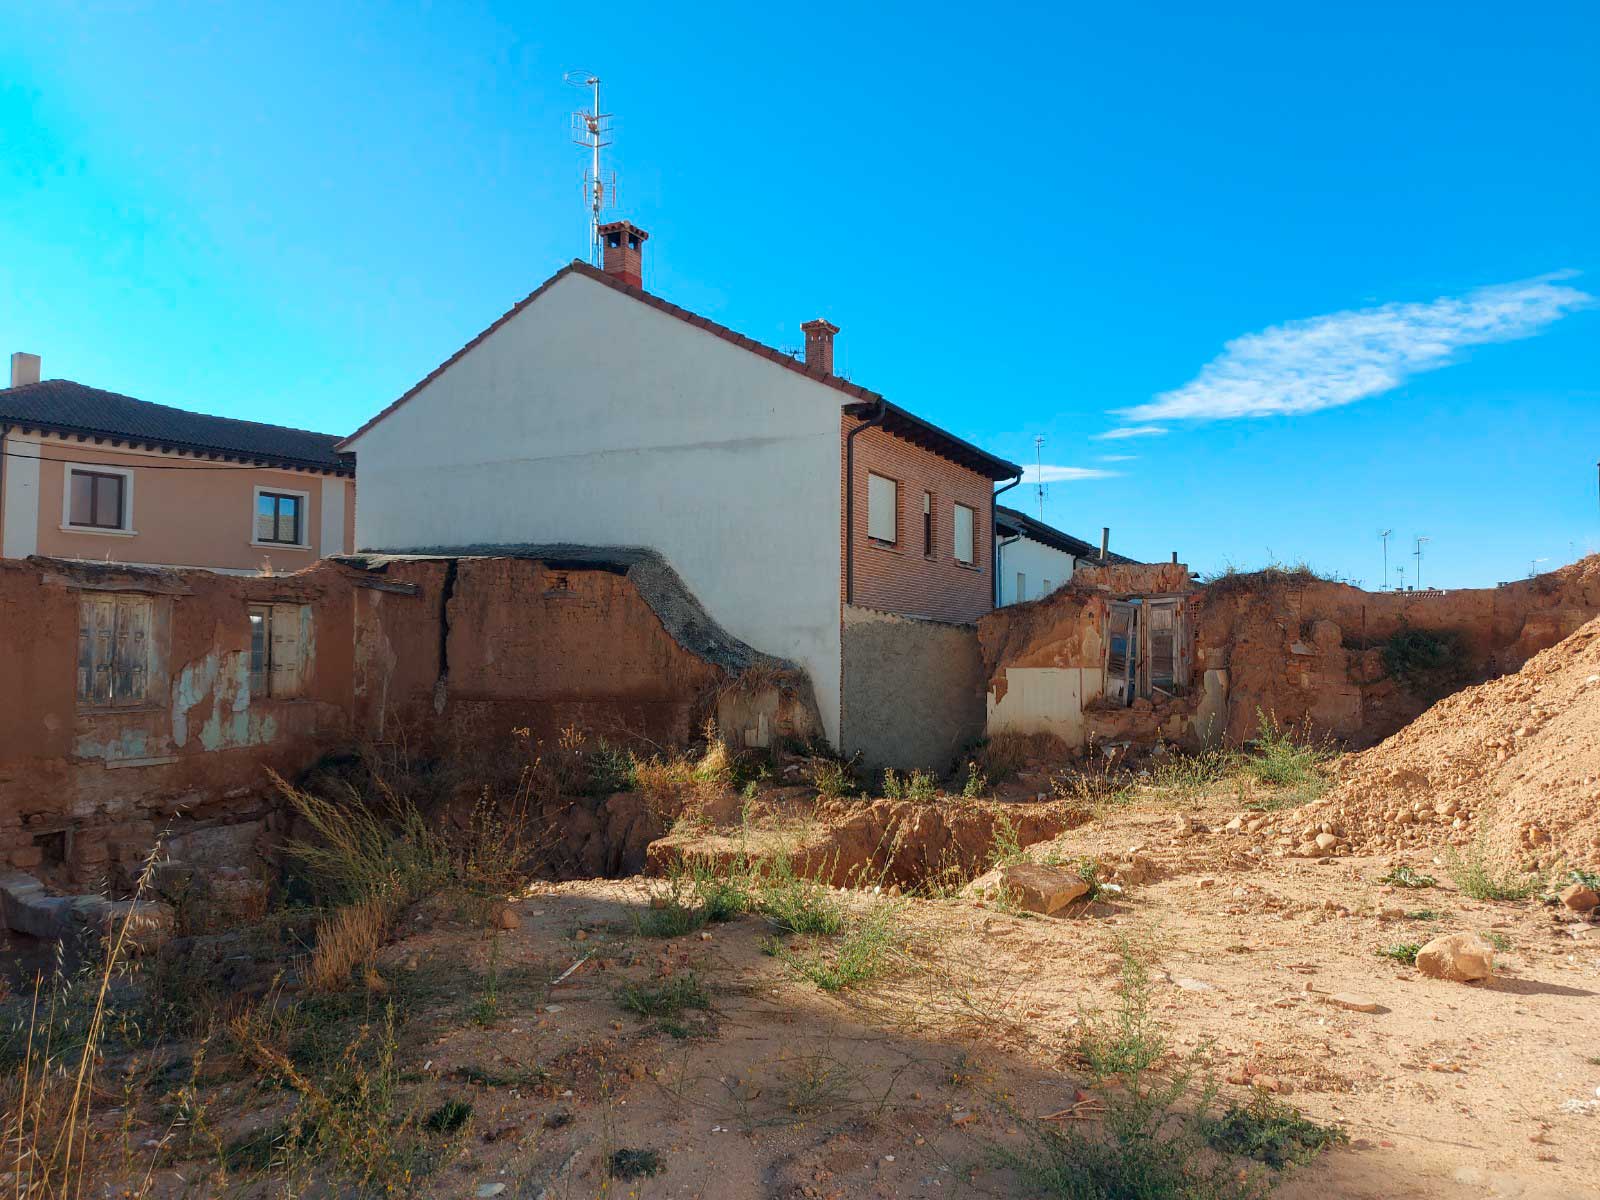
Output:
left=866, top=472, right=897, bottom=544
left=953, top=502, right=975, bottom=565
left=252, top=485, right=311, bottom=549
left=1016, top=572, right=1027, bottom=601
left=62, top=463, right=135, bottom=535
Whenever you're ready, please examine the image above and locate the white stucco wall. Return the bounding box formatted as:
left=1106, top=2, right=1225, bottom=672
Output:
left=995, top=534, right=1076, bottom=606
left=0, top=430, right=41, bottom=557
left=343, top=272, right=846, bottom=742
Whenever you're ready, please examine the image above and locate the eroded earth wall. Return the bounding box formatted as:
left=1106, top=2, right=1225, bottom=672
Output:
left=980, top=556, right=1600, bottom=751
left=0, top=553, right=816, bottom=890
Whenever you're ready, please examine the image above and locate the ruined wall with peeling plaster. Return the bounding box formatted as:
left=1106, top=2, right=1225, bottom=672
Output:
left=0, top=554, right=815, bottom=891
left=979, top=557, right=1600, bottom=752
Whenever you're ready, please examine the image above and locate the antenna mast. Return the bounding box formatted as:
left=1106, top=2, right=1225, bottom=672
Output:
left=566, top=71, right=615, bottom=265
left=1033, top=435, right=1046, bottom=520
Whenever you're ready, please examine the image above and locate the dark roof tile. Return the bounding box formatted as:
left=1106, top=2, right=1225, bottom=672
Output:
left=0, top=379, right=351, bottom=473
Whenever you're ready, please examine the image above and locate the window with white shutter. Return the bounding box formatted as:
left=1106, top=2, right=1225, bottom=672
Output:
left=953, top=503, right=975, bottom=565
left=867, top=473, right=897, bottom=544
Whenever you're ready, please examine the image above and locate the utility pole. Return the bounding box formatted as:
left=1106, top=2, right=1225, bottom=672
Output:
left=1396, top=563, right=1406, bottom=592
left=1379, top=530, right=1391, bottom=591
left=1033, top=436, right=1047, bottom=521
left=1413, top=535, right=1429, bottom=591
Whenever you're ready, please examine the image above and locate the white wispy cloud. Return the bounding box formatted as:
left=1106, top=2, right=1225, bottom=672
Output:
left=1097, top=454, right=1137, bottom=462
left=1095, top=425, right=1169, bottom=440
left=1020, top=464, right=1117, bottom=484
left=1123, top=273, right=1594, bottom=423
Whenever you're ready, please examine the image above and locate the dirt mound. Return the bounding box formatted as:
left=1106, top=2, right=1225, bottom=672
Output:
left=1302, top=614, right=1600, bottom=866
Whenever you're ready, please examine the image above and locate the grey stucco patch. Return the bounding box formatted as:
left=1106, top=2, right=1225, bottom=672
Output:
left=840, top=604, right=986, bottom=774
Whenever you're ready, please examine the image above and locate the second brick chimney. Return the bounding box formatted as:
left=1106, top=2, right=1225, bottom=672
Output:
left=801, top=319, right=838, bottom=376
left=598, top=221, right=648, bottom=288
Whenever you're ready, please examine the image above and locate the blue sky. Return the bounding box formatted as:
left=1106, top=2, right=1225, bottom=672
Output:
left=2, top=2, right=1596, bottom=587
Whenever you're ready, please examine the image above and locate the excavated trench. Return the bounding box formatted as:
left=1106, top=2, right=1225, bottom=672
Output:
left=530, top=789, right=1083, bottom=890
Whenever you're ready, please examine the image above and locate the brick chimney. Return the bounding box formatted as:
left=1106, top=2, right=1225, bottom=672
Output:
left=801, top=319, right=838, bottom=376
left=598, top=221, right=648, bottom=288
left=10, top=352, right=40, bottom=389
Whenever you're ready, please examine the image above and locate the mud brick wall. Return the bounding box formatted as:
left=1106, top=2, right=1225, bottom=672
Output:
left=0, top=553, right=819, bottom=891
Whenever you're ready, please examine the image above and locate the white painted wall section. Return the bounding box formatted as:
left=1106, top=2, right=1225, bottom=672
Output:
left=986, top=665, right=1103, bottom=746
left=319, top=477, right=348, bottom=555
left=996, top=534, right=1076, bottom=606
left=343, top=272, right=845, bottom=743
left=1, top=430, right=41, bottom=557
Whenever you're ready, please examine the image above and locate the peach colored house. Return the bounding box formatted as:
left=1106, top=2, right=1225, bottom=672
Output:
left=1, top=353, right=354, bottom=574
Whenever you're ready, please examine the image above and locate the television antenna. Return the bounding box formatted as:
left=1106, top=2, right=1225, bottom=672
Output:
left=1413, top=535, right=1430, bottom=590
left=1378, top=530, right=1391, bottom=591
left=1033, top=436, right=1047, bottom=520
left=565, top=71, right=616, bottom=265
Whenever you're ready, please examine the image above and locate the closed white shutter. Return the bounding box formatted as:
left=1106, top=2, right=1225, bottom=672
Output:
left=953, top=503, right=975, bottom=564
left=867, top=473, right=897, bottom=543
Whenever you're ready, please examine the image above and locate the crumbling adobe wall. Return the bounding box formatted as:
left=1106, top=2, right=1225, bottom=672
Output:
left=1194, top=556, right=1600, bottom=746
left=0, top=558, right=363, bottom=889
left=1, top=550, right=822, bottom=894
left=977, top=555, right=1600, bottom=753
left=979, top=562, right=1201, bottom=749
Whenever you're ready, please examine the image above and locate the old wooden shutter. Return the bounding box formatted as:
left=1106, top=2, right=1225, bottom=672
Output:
left=270, top=604, right=305, bottom=695
left=114, top=597, right=152, bottom=705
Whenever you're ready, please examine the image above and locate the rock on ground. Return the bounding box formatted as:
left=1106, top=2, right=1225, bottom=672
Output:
left=1415, top=933, right=1496, bottom=983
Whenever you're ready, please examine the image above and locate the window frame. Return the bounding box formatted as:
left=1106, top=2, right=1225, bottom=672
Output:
left=922, top=490, right=934, bottom=558
left=61, top=464, right=135, bottom=536
left=952, top=502, right=977, bottom=566
left=866, top=471, right=898, bottom=545
left=248, top=602, right=308, bottom=697
left=251, top=485, right=312, bottom=550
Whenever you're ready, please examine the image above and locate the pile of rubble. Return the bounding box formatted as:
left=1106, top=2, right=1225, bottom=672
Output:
left=1287, top=614, right=1600, bottom=866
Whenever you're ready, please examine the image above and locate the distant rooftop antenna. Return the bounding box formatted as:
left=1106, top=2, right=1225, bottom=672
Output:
left=1033, top=435, right=1047, bottom=520
left=566, top=71, right=616, bottom=265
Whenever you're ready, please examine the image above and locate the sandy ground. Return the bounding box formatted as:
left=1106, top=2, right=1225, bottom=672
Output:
left=216, top=783, right=1595, bottom=1200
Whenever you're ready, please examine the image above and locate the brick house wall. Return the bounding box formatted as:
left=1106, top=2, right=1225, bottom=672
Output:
left=841, top=414, right=994, bottom=625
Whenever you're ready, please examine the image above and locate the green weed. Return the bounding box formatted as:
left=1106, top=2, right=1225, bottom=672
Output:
left=1375, top=943, right=1420, bottom=965
left=1206, top=1091, right=1347, bottom=1170
left=615, top=973, right=710, bottom=1019
left=1379, top=866, right=1436, bottom=889
left=1446, top=842, right=1542, bottom=902
left=781, top=901, right=903, bottom=992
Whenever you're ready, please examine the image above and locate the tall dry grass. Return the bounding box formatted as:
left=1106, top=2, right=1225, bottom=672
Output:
left=1, top=849, right=167, bottom=1199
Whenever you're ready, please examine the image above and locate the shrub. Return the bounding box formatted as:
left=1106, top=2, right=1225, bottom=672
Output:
left=781, top=900, right=903, bottom=992
left=1242, top=711, right=1332, bottom=794
left=962, top=761, right=990, bottom=799
left=638, top=858, right=754, bottom=938
left=998, top=945, right=1341, bottom=1198
left=812, top=757, right=855, bottom=799
left=1382, top=628, right=1468, bottom=696
left=757, top=847, right=845, bottom=936
left=881, top=768, right=938, bottom=800
left=1205, top=1091, right=1347, bottom=1170
left=1446, top=842, right=1542, bottom=902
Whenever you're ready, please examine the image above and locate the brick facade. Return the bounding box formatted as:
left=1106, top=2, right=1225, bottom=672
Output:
left=841, top=414, right=995, bottom=625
